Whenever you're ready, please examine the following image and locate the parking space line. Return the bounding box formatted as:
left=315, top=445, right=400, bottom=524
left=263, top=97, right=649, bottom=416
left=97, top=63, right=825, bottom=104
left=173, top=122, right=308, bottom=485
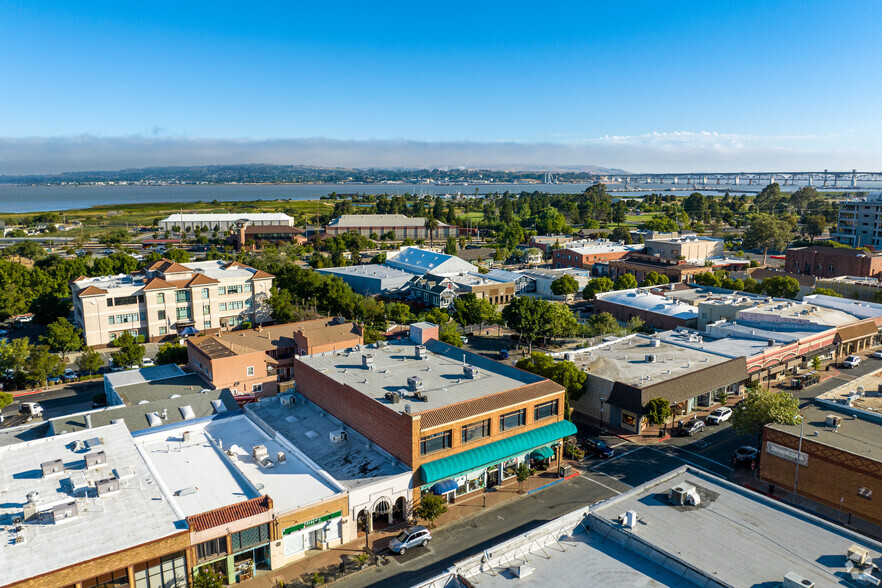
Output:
left=580, top=472, right=626, bottom=495
left=609, top=441, right=629, bottom=448
left=586, top=447, right=642, bottom=470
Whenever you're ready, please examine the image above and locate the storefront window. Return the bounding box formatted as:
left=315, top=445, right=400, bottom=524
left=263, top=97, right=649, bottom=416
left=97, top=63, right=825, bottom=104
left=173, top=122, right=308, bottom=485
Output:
left=502, top=458, right=519, bottom=480
left=82, top=569, right=129, bottom=588
left=133, top=553, right=187, bottom=588
left=196, top=537, right=227, bottom=561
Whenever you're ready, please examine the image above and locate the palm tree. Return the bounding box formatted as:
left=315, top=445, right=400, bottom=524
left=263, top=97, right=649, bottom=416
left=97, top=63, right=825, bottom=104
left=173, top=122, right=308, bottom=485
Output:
left=424, top=217, right=439, bottom=248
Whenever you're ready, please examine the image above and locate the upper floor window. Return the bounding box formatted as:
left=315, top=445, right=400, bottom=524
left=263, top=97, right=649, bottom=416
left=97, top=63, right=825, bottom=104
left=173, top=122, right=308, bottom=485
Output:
left=201, top=288, right=210, bottom=299
left=175, top=290, right=190, bottom=303
left=420, top=430, right=452, bottom=455
left=156, top=293, right=165, bottom=304
left=247, top=366, right=254, bottom=376
left=499, top=409, right=526, bottom=432
left=461, top=419, right=490, bottom=444
left=534, top=400, right=559, bottom=421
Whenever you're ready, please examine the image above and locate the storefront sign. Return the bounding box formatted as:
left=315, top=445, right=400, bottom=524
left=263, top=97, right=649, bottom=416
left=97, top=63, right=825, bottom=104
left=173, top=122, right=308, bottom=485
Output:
left=622, top=413, right=636, bottom=426
left=766, top=442, right=808, bottom=466
left=283, top=511, right=342, bottom=535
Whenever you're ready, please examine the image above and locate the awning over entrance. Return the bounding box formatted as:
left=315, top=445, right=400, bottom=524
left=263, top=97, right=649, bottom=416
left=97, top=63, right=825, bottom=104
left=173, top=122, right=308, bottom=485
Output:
left=531, top=446, right=554, bottom=460
left=419, top=420, right=577, bottom=485
left=431, top=479, right=458, bottom=495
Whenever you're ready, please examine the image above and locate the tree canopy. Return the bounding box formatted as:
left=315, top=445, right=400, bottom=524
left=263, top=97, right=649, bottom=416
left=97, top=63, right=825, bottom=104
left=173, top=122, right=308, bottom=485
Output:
left=742, top=213, right=793, bottom=263
left=550, top=275, right=579, bottom=296
left=40, top=317, right=83, bottom=358
left=582, top=277, right=613, bottom=300
left=730, top=387, right=800, bottom=437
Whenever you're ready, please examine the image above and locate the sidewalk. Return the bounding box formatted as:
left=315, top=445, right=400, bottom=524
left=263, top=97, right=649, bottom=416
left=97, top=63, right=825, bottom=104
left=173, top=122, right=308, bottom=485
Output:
left=237, top=460, right=582, bottom=588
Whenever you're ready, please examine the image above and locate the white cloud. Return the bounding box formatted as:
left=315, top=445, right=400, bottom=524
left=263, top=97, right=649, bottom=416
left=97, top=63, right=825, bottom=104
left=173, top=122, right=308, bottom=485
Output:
left=0, top=133, right=874, bottom=175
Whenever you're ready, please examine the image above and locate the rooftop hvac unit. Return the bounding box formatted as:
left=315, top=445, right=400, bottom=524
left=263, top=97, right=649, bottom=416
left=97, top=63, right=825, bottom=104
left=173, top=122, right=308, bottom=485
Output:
left=405, top=404, right=412, bottom=414
left=280, top=395, right=295, bottom=406
left=826, top=415, right=842, bottom=428
left=669, top=484, right=701, bottom=506
left=768, top=339, right=776, bottom=347
left=329, top=430, right=348, bottom=443
left=645, top=354, right=657, bottom=363
left=650, top=338, right=661, bottom=347
left=618, top=510, right=638, bottom=529
left=85, top=451, right=107, bottom=469
left=783, top=572, right=815, bottom=588
left=96, top=476, right=120, bottom=496
left=182, top=431, right=192, bottom=443
left=362, top=353, right=374, bottom=369
left=51, top=502, right=78, bottom=524
left=564, top=352, right=575, bottom=361
left=41, top=459, right=64, bottom=477
left=415, top=345, right=428, bottom=360
left=463, top=365, right=479, bottom=379
left=252, top=445, right=273, bottom=468
left=847, top=544, right=871, bottom=566
left=384, top=392, right=401, bottom=404
left=407, top=376, right=424, bottom=391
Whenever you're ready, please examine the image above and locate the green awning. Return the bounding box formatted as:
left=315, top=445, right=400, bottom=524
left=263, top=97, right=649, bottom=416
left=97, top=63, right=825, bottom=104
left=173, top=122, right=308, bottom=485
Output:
left=419, top=420, right=576, bottom=485
left=531, top=446, right=554, bottom=460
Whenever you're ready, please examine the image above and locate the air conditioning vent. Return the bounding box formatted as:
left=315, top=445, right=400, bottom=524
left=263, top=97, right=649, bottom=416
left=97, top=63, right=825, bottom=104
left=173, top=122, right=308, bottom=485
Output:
left=407, top=376, right=424, bottom=391
left=669, top=484, right=700, bottom=506
left=329, top=430, right=348, bottom=443
left=782, top=572, right=814, bottom=588
left=280, top=395, right=296, bottom=406
left=362, top=354, right=374, bottom=369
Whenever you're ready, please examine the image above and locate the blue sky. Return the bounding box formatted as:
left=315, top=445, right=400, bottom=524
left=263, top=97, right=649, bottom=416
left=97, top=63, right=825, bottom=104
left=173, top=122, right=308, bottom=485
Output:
left=1, top=1, right=880, bottom=173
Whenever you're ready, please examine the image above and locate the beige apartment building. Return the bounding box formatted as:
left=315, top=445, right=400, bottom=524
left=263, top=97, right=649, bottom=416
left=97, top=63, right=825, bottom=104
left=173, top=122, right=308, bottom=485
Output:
left=643, top=236, right=724, bottom=264
left=71, top=259, right=274, bottom=347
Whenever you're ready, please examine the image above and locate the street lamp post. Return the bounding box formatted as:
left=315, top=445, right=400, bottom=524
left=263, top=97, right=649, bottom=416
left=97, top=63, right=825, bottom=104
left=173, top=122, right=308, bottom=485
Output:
left=599, top=397, right=605, bottom=434
left=792, top=415, right=805, bottom=499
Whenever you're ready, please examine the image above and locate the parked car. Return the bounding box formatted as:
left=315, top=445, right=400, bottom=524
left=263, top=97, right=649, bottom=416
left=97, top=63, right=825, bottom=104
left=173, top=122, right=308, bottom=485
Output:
left=19, top=402, right=43, bottom=419
left=790, top=372, right=820, bottom=389
left=460, top=336, right=468, bottom=344
left=679, top=419, right=705, bottom=436
left=103, top=248, right=114, bottom=255
left=62, top=369, right=78, bottom=381
left=582, top=438, right=615, bottom=459
left=498, top=349, right=510, bottom=360
left=843, top=355, right=861, bottom=368
left=47, top=375, right=62, bottom=385
left=871, top=350, right=882, bottom=359
left=389, top=525, right=432, bottom=555
left=732, top=446, right=759, bottom=467
left=706, top=407, right=732, bottom=425
left=142, top=357, right=155, bottom=367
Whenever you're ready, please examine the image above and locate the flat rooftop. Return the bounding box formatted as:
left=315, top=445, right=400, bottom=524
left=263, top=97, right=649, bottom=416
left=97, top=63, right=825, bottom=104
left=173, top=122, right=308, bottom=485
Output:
left=703, top=320, right=821, bottom=343
left=738, top=301, right=859, bottom=327
left=295, top=339, right=545, bottom=414
left=114, top=373, right=211, bottom=405
left=418, top=509, right=695, bottom=588
left=590, top=467, right=882, bottom=588
left=767, top=404, right=882, bottom=462
left=318, top=264, right=413, bottom=280
left=160, top=213, right=292, bottom=222
left=582, top=335, right=729, bottom=387
left=596, top=290, right=699, bottom=320
left=803, top=293, right=882, bottom=319
left=245, top=396, right=410, bottom=491
left=563, top=240, right=643, bottom=255
left=74, top=259, right=265, bottom=291
left=135, top=414, right=341, bottom=516
left=654, top=328, right=773, bottom=359
left=0, top=424, right=182, bottom=586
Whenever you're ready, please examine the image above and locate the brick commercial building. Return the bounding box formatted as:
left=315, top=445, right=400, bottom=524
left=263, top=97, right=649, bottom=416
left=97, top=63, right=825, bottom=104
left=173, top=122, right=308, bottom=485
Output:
left=760, top=404, right=882, bottom=530
left=187, top=318, right=363, bottom=387
left=608, top=255, right=713, bottom=283
left=552, top=239, right=644, bottom=270
left=643, top=235, right=724, bottom=263
left=325, top=214, right=458, bottom=241
left=230, top=223, right=306, bottom=250
left=292, top=322, right=574, bottom=504
left=71, top=259, right=274, bottom=347
left=593, top=289, right=699, bottom=330
left=786, top=245, right=882, bottom=278
left=0, top=423, right=190, bottom=588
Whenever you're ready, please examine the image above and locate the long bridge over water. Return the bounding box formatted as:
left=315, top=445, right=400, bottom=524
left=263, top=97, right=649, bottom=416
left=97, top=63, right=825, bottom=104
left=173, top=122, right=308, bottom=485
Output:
left=594, top=170, right=882, bottom=188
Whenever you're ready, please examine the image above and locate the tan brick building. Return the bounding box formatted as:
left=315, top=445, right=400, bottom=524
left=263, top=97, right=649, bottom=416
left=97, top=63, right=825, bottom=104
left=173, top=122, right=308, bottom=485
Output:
left=292, top=323, right=575, bottom=504
left=71, top=259, right=274, bottom=347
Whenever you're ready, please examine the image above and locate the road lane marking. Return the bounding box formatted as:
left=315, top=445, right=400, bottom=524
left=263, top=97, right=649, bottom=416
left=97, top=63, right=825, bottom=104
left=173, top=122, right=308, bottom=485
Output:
left=610, top=441, right=629, bottom=448
left=580, top=473, right=625, bottom=495
left=649, top=445, right=734, bottom=473
left=586, top=447, right=642, bottom=470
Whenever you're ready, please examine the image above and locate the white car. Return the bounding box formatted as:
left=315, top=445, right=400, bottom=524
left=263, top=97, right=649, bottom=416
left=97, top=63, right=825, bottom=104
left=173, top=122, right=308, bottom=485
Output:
left=141, top=358, right=155, bottom=367
left=62, top=369, right=78, bottom=380
left=871, top=350, right=882, bottom=359
left=706, top=407, right=732, bottom=425
left=843, top=355, right=861, bottom=368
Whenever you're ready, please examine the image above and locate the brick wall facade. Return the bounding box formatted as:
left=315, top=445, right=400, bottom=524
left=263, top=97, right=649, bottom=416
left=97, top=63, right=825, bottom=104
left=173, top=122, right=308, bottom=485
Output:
left=786, top=247, right=882, bottom=278
left=553, top=248, right=629, bottom=270
left=760, top=427, right=881, bottom=527
left=11, top=531, right=189, bottom=588
left=593, top=297, right=696, bottom=330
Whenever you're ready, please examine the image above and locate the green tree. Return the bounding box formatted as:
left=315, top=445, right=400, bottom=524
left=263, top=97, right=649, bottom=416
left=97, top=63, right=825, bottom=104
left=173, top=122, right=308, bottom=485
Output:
left=586, top=312, right=620, bottom=336
left=386, top=302, right=414, bottom=324
left=444, top=236, right=457, bottom=255
left=810, top=287, right=842, bottom=298
left=439, top=321, right=463, bottom=347
left=643, top=397, right=672, bottom=427
left=626, top=316, right=646, bottom=333
left=192, top=567, right=225, bottom=588
left=453, top=293, right=500, bottom=331
left=610, top=226, right=633, bottom=244
left=424, top=217, right=439, bottom=247
left=611, top=200, right=628, bottom=225
left=413, top=493, right=448, bottom=526
left=643, top=216, right=678, bottom=232
left=502, top=296, right=543, bottom=351
left=515, top=463, right=535, bottom=493
left=110, top=332, right=145, bottom=368
left=762, top=276, right=801, bottom=299
left=77, top=346, right=104, bottom=375
left=540, top=302, right=579, bottom=343
left=582, top=277, right=613, bottom=300
left=803, top=215, right=827, bottom=241
left=692, top=271, right=722, bottom=288
left=156, top=342, right=188, bottom=365
left=811, top=356, right=822, bottom=371
left=753, top=183, right=783, bottom=214
left=268, top=287, right=297, bottom=323
left=639, top=271, right=669, bottom=287
left=550, top=275, right=579, bottom=297
left=730, top=387, right=800, bottom=438
left=535, top=208, right=567, bottom=234
left=0, top=337, right=31, bottom=374
left=40, top=317, right=83, bottom=358
left=26, top=344, right=65, bottom=384
left=100, top=229, right=129, bottom=247
left=614, top=273, right=638, bottom=290
left=0, top=391, right=12, bottom=411
left=742, top=214, right=793, bottom=264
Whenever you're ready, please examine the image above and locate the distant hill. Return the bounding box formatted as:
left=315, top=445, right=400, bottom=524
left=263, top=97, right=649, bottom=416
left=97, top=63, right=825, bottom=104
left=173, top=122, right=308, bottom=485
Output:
left=0, top=163, right=627, bottom=186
